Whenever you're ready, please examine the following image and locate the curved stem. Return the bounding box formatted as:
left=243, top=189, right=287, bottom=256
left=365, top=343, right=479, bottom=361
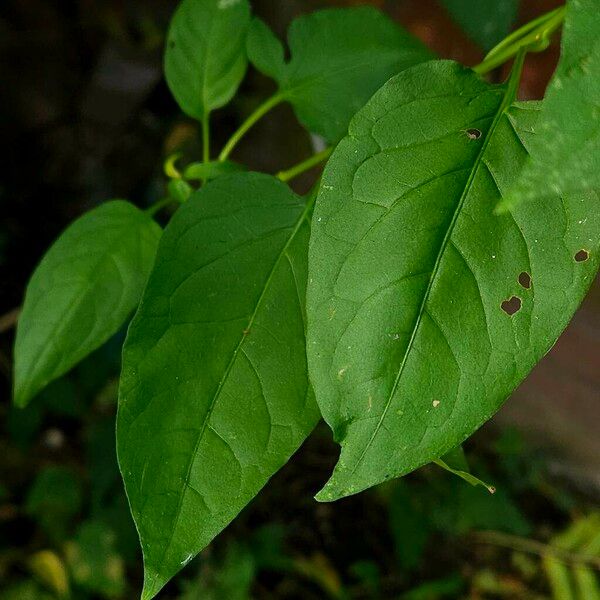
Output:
left=218, top=93, right=285, bottom=162
left=473, top=5, right=566, bottom=75
left=146, top=197, right=180, bottom=217
left=277, top=147, right=333, bottom=183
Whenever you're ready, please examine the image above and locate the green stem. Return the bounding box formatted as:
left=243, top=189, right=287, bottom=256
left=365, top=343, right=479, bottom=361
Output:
left=218, top=93, right=285, bottom=161
left=202, top=110, right=210, bottom=163
left=146, top=197, right=180, bottom=217
left=473, top=5, right=566, bottom=75
left=277, top=147, right=333, bottom=183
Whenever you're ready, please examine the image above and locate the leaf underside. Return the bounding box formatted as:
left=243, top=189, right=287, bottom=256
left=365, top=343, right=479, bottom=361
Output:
left=504, top=0, right=600, bottom=207
left=117, top=173, right=319, bottom=599
left=14, top=201, right=161, bottom=407
left=248, top=7, right=433, bottom=143
left=306, top=60, right=600, bottom=501
left=164, top=0, right=250, bottom=119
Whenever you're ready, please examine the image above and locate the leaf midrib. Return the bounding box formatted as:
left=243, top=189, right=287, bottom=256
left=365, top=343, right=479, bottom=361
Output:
left=349, top=66, right=522, bottom=475
left=154, top=191, right=316, bottom=577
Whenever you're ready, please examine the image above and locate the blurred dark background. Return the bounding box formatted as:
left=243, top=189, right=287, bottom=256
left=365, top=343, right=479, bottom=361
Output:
left=1, top=1, right=598, bottom=598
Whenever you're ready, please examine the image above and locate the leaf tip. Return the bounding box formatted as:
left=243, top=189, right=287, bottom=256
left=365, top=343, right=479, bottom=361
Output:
left=141, top=567, right=166, bottom=600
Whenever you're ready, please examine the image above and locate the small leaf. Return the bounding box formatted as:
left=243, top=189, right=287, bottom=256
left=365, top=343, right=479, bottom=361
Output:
left=246, top=17, right=286, bottom=81
left=434, top=447, right=496, bottom=494
left=441, top=0, right=520, bottom=51
left=502, top=0, right=600, bottom=209
left=247, top=8, right=432, bottom=143
left=165, top=0, right=251, bottom=120
left=117, top=173, right=319, bottom=599
left=307, top=60, right=600, bottom=501
left=184, top=159, right=246, bottom=182
left=14, top=201, right=161, bottom=407
left=167, top=178, right=193, bottom=203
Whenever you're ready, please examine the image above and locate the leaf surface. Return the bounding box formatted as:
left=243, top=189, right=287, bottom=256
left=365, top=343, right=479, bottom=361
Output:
left=307, top=60, right=600, bottom=501
left=14, top=201, right=161, bottom=407
left=503, top=0, right=600, bottom=208
left=164, top=0, right=251, bottom=120
left=117, top=173, right=319, bottom=599
left=247, top=8, right=432, bottom=142
left=441, top=0, right=520, bottom=51
left=246, top=17, right=286, bottom=81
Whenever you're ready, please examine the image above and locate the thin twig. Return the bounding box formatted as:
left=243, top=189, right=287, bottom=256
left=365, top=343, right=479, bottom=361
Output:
left=471, top=530, right=600, bottom=570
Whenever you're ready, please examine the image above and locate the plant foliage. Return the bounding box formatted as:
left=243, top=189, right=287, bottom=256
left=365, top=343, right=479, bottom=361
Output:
left=12, top=0, right=600, bottom=597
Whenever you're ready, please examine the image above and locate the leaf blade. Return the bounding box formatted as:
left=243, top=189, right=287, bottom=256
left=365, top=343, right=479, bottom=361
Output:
left=164, top=0, right=251, bottom=119
left=441, top=0, right=520, bottom=51
left=502, top=0, right=600, bottom=208
left=306, top=60, right=600, bottom=501
left=14, top=201, right=161, bottom=407
left=246, top=7, right=433, bottom=143
left=117, top=173, right=319, bottom=599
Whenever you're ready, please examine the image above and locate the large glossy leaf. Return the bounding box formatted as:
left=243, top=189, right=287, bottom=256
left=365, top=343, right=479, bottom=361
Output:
left=441, top=0, right=520, bottom=51
left=246, top=8, right=433, bottom=143
left=306, top=60, right=600, bottom=501
left=117, top=173, right=319, bottom=599
left=164, top=0, right=251, bottom=120
left=503, top=0, right=600, bottom=209
left=14, top=201, right=161, bottom=408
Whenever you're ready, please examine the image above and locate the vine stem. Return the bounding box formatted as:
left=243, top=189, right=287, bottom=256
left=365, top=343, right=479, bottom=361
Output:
left=277, top=147, right=333, bottom=183
left=473, top=5, right=566, bottom=75
left=218, top=93, right=285, bottom=161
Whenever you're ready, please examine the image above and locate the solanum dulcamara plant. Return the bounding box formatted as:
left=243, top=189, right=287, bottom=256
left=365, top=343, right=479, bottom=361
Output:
left=13, top=0, right=599, bottom=597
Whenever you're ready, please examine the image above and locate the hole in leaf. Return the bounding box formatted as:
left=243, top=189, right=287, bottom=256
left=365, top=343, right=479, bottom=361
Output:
left=518, top=272, right=531, bottom=289
left=575, top=249, right=589, bottom=262
left=466, top=128, right=482, bottom=140
left=501, top=296, right=522, bottom=315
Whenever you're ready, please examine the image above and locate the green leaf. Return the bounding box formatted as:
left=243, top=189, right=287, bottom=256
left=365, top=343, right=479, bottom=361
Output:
left=246, top=17, right=286, bottom=82
left=164, top=0, right=251, bottom=120
left=306, top=60, right=600, bottom=501
left=14, top=201, right=161, bottom=408
left=117, top=173, right=319, bottom=599
left=435, top=446, right=496, bottom=493
left=183, top=159, right=246, bottom=182
left=502, top=0, right=600, bottom=209
left=247, top=8, right=432, bottom=143
left=441, top=0, right=520, bottom=51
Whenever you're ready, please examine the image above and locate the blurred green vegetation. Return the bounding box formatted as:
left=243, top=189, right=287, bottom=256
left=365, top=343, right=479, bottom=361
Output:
left=1, top=332, right=599, bottom=599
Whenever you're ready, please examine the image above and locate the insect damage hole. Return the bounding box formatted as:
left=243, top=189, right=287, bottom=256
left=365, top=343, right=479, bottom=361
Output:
left=518, top=272, right=531, bottom=289
left=501, top=296, right=522, bottom=316
left=465, top=128, right=482, bottom=140
left=574, top=249, right=589, bottom=262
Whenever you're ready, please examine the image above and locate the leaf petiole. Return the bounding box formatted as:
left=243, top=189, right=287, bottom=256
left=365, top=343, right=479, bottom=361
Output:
left=277, top=147, right=333, bottom=183
left=218, top=92, right=285, bottom=161
left=473, top=5, right=566, bottom=75
left=202, top=110, right=210, bottom=163
left=145, top=197, right=181, bottom=217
